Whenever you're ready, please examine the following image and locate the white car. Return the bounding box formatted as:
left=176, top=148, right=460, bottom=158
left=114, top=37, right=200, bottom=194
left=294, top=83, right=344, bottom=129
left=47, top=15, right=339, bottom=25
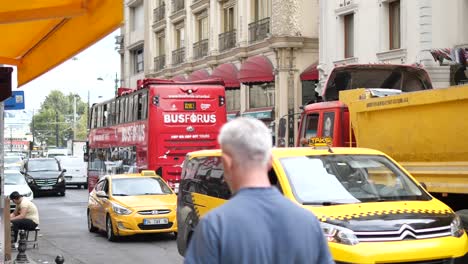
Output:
left=4, top=155, right=23, bottom=166
left=4, top=170, right=34, bottom=212
left=57, top=156, right=88, bottom=189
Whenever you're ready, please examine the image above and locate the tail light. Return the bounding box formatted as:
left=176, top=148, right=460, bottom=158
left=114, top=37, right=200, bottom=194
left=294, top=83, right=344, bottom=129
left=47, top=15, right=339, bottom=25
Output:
left=219, top=95, right=225, bottom=106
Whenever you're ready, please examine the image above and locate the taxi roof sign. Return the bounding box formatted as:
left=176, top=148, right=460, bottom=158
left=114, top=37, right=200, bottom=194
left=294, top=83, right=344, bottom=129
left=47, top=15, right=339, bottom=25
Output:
left=309, top=137, right=334, bottom=153
left=141, top=170, right=156, bottom=176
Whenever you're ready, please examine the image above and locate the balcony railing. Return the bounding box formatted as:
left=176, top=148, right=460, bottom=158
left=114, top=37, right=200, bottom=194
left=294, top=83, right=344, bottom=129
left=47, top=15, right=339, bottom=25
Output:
left=172, top=47, right=185, bottom=65
left=172, top=0, right=184, bottom=13
left=248, top=17, right=270, bottom=44
left=219, top=30, right=236, bottom=51
left=154, top=55, right=166, bottom=71
left=193, top=39, right=209, bottom=59
left=153, top=4, right=165, bottom=23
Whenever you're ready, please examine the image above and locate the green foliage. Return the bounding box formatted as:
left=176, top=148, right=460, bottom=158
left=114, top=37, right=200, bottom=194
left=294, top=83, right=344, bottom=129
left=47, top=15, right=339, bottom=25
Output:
left=31, top=90, right=88, bottom=147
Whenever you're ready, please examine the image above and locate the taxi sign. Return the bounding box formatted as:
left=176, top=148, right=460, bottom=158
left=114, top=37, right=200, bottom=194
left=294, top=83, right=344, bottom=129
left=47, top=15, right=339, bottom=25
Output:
left=309, top=137, right=332, bottom=146
left=141, top=170, right=156, bottom=176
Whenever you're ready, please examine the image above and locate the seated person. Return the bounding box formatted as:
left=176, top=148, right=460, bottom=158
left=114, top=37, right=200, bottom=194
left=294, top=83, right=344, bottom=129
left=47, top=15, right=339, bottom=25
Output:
left=10, top=191, right=40, bottom=244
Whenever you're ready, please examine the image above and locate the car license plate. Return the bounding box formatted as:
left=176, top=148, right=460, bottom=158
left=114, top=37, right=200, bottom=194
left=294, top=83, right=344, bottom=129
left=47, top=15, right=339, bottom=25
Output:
left=40, top=186, right=53, bottom=190
left=143, top=218, right=168, bottom=225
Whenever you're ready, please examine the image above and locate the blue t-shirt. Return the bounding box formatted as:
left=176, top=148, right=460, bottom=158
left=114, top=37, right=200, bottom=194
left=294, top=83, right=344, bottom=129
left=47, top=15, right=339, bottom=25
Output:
left=184, top=187, right=335, bottom=264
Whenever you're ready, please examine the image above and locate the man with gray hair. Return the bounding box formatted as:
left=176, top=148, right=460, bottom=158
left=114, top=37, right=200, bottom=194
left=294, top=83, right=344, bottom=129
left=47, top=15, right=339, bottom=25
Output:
left=184, top=117, right=334, bottom=264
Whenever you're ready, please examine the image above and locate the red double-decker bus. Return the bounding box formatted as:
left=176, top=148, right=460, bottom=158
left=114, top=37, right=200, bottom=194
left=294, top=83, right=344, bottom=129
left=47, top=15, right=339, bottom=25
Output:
left=85, top=78, right=227, bottom=192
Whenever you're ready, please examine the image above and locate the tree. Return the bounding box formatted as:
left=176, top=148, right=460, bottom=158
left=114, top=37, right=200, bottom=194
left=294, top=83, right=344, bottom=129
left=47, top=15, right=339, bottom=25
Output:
left=31, top=90, right=88, bottom=147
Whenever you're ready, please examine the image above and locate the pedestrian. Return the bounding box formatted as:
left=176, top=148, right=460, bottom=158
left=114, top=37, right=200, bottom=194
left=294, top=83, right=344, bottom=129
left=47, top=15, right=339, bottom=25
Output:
left=184, top=117, right=334, bottom=264
left=9, top=191, right=40, bottom=245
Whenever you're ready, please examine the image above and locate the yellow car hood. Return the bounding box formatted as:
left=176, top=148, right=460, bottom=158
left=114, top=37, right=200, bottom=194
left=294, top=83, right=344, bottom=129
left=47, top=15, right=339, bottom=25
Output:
left=112, top=194, right=177, bottom=209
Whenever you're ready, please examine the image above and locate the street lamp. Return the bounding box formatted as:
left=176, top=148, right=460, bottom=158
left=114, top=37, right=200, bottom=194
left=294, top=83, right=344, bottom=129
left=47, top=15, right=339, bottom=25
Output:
left=97, top=72, right=122, bottom=96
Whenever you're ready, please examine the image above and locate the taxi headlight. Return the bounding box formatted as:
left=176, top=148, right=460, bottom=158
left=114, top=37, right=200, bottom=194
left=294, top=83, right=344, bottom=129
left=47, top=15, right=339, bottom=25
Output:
left=320, top=222, right=359, bottom=245
left=451, top=214, right=464, bottom=238
left=23, top=192, right=32, bottom=197
left=111, top=202, right=132, bottom=215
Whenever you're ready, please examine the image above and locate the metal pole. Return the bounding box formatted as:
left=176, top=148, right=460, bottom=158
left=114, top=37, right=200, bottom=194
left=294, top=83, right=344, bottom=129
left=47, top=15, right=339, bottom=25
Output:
left=114, top=72, right=118, bottom=96
left=87, top=90, right=90, bottom=129
left=55, top=111, right=59, bottom=147
left=32, top=109, right=35, bottom=157
left=0, top=100, right=5, bottom=262
left=73, top=95, right=77, bottom=141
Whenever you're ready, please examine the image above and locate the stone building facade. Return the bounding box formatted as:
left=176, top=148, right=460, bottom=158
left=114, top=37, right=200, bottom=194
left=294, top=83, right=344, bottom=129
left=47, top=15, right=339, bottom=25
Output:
left=119, top=0, right=320, bottom=146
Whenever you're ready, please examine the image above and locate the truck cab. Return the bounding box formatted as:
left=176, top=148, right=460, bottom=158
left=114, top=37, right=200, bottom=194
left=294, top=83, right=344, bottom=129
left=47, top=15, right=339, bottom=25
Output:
left=297, top=64, right=432, bottom=147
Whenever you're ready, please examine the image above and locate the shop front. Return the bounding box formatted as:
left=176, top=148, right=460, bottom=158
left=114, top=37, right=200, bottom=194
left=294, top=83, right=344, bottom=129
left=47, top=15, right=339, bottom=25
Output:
left=238, top=55, right=276, bottom=144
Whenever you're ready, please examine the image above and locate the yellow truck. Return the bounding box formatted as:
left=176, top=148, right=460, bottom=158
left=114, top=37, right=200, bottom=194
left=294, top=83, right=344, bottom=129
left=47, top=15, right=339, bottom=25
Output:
left=296, top=64, right=468, bottom=211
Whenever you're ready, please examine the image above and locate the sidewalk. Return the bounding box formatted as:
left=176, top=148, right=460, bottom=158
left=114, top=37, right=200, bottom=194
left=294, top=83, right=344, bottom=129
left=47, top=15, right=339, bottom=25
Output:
left=5, top=237, right=85, bottom=264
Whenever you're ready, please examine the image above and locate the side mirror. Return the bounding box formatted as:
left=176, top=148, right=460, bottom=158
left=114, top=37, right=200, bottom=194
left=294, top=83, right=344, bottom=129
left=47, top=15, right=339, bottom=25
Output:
left=278, top=118, right=286, bottom=138
left=62, top=169, right=67, bottom=173
left=96, top=190, right=108, bottom=198
left=420, top=182, right=427, bottom=190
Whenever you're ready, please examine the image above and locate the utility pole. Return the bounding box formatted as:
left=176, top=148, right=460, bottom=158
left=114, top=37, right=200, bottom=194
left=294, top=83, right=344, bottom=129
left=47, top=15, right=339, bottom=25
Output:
left=114, top=72, right=119, bottom=96
left=32, top=109, right=35, bottom=150
left=55, top=110, right=59, bottom=147
left=73, top=95, right=77, bottom=140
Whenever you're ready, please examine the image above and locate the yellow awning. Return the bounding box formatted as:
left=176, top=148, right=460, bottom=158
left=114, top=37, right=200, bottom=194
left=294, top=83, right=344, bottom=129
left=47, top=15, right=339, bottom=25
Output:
left=0, top=0, right=123, bottom=87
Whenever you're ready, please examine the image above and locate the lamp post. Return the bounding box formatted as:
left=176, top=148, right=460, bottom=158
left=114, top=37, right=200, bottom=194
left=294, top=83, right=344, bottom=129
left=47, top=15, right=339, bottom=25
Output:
left=97, top=72, right=121, bottom=96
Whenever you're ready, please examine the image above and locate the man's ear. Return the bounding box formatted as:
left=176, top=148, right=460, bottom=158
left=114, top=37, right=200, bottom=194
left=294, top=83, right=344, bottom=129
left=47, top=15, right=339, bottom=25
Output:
left=222, top=153, right=233, bottom=170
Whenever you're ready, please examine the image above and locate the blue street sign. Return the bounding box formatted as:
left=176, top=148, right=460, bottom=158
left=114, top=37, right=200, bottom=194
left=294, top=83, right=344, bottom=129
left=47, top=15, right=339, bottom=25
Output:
left=4, top=91, right=25, bottom=110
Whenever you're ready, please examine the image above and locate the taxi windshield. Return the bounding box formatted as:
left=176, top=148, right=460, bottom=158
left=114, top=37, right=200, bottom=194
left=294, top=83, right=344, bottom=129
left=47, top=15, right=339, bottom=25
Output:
left=111, top=177, right=173, bottom=196
left=280, top=155, right=431, bottom=205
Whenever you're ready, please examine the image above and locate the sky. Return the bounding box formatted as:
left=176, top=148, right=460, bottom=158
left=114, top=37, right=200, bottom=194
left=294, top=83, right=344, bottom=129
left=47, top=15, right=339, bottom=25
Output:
left=12, top=29, right=121, bottom=111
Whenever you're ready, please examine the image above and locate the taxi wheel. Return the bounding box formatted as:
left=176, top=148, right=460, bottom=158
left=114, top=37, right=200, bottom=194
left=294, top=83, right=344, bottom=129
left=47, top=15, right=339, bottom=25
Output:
left=87, top=210, right=97, bottom=233
left=106, top=215, right=118, bottom=242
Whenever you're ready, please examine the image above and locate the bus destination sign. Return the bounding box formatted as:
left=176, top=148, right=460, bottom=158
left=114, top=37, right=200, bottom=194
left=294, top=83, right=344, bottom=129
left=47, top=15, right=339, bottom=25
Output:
left=184, top=101, right=196, bottom=110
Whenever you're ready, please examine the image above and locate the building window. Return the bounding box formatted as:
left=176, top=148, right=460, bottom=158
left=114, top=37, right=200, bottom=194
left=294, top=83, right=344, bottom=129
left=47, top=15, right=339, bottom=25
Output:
left=226, top=89, right=240, bottom=112
left=223, top=6, right=235, bottom=32
left=197, top=15, right=209, bottom=41
left=389, top=0, right=401, bottom=50
left=175, top=25, right=185, bottom=49
left=252, top=0, right=271, bottom=21
left=344, top=13, right=354, bottom=58
left=249, top=83, right=275, bottom=109
left=131, top=4, right=145, bottom=31
left=157, top=33, right=165, bottom=56
left=133, top=47, right=144, bottom=73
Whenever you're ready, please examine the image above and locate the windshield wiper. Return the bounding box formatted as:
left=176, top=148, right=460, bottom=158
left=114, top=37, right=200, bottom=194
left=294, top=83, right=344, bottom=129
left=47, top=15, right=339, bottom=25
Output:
left=112, top=194, right=129, bottom=196
left=303, top=201, right=355, bottom=206
left=141, top=193, right=162, bottom=195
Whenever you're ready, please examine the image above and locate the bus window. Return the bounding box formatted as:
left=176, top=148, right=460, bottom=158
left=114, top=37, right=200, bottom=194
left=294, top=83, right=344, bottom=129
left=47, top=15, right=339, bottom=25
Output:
left=304, top=113, right=319, bottom=139
left=103, top=103, right=108, bottom=127
left=141, top=92, right=148, bottom=120
left=109, top=101, right=115, bottom=126
left=120, top=97, right=125, bottom=123
left=137, top=93, right=143, bottom=120
left=133, top=94, right=139, bottom=121
left=128, top=95, right=134, bottom=123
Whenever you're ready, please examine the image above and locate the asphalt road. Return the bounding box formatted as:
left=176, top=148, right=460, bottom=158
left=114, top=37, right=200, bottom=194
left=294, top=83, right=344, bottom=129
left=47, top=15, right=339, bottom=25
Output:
left=27, top=188, right=184, bottom=264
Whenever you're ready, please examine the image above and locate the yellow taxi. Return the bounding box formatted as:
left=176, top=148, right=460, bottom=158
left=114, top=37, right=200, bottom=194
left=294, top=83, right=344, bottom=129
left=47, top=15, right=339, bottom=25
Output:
left=87, top=171, right=177, bottom=241
left=177, top=146, right=468, bottom=263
